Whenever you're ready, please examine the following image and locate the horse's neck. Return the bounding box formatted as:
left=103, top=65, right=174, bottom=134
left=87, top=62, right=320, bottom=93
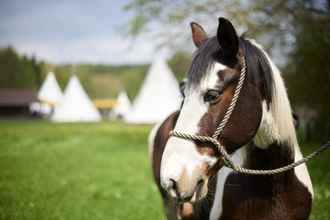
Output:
left=247, top=108, right=314, bottom=196
left=208, top=140, right=295, bottom=220
left=250, top=105, right=296, bottom=171
left=249, top=106, right=296, bottom=180
left=209, top=139, right=312, bottom=220
left=246, top=141, right=294, bottom=178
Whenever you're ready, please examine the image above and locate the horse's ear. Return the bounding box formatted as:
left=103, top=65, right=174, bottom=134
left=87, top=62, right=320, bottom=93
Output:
left=217, top=17, right=239, bottom=58
left=191, top=22, right=207, bottom=48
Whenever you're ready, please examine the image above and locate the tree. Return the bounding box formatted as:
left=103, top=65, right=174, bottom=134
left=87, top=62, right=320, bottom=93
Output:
left=285, top=2, right=330, bottom=140
left=0, top=47, right=43, bottom=89
left=168, top=51, right=191, bottom=81
left=125, top=1, right=304, bottom=52
left=125, top=0, right=329, bottom=59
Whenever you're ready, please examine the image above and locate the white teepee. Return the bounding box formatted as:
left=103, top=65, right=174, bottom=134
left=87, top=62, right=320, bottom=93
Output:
left=110, top=90, right=131, bottom=120
left=51, top=75, right=101, bottom=122
left=125, top=58, right=181, bottom=124
left=34, top=72, right=63, bottom=115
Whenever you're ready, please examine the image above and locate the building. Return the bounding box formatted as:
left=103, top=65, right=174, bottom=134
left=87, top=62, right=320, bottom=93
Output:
left=0, top=89, right=37, bottom=117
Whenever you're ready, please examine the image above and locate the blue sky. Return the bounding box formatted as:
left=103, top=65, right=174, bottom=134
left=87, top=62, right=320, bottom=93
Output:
left=0, top=0, right=157, bottom=64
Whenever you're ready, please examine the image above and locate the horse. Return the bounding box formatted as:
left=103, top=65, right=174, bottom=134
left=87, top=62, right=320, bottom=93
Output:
left=149, top=17, right=314, bottom=220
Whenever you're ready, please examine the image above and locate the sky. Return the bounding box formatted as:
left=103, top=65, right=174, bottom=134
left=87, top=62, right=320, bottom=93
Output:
left=0, top=0, right=159, bottom=65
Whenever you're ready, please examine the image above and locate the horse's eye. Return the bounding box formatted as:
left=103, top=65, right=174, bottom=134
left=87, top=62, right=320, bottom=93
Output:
left=204, top=90, right=221, bottom=104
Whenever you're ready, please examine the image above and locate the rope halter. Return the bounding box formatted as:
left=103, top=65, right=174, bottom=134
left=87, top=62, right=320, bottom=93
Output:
left=169, top=56, right=330, bottom=175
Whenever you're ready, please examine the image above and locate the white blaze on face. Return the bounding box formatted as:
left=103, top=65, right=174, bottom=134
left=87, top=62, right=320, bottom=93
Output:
left=160, top=62, right=228, bottom=191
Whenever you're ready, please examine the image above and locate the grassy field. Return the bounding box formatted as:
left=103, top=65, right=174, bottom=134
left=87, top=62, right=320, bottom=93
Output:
left=0, top=121, right=329, bottom=220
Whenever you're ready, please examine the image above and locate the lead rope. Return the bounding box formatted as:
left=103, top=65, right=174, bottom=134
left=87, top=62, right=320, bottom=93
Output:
left=170, top=57, right=330, bottom=175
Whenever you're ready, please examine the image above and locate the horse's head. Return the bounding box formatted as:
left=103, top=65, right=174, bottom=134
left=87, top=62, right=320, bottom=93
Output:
left=160, top=18, right=273, bottom=202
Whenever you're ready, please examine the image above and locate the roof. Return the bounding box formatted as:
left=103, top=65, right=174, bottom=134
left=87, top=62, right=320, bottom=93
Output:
left=0, top=89, right=37, bottom=106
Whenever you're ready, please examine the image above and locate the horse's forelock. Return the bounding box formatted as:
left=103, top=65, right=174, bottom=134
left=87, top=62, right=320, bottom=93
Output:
left=187, top=37, right=219, bottom=87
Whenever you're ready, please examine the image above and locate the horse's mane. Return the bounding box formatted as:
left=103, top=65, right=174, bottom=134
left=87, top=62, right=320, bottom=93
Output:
left=246, top=40, right=298, bottom=147
left=240, top=38, right=274, bottom=106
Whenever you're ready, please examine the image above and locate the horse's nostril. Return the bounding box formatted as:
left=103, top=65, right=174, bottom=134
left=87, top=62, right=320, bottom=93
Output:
left=169, top=178, right=176, bottom=188
left=168, top=178, right=178, bottom=197
left=179, top=194, right=193, bottom=203
left=197, top=179, right=204, bottom=187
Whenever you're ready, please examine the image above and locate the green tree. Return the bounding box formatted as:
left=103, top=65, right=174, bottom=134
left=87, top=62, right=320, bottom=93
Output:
left=0, top=47, right=43, bottom=89
left=286, top=1, right=330, bottom=140
left=168, top=51, right=191, bottom=81
left=125, top=0, right=306, bottom=51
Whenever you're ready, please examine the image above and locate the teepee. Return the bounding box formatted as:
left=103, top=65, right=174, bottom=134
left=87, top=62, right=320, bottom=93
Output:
left=125, top=58, right=181, bottom=124
left=34, top=72, right=63, bottom=115
left=110, top=90, right=131, bottom=120
left=51, top=75, right=101, bottom=122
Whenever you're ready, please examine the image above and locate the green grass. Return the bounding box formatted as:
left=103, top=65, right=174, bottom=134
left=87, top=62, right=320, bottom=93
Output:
left=0, top=121, right=164, bottom=220
left=0, top=121, right=329, bottom=220
left=303, top=141, right=330, bottom=220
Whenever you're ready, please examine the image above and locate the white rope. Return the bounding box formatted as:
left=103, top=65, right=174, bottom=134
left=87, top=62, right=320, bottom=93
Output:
left=212, top=57, right=246, bottom=139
